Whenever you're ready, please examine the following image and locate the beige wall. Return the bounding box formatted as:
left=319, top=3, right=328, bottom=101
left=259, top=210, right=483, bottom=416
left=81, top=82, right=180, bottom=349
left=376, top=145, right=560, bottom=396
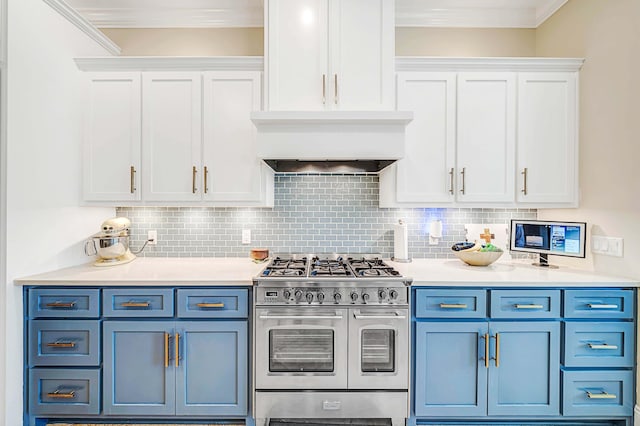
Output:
left=101, top=27, right=536, bottom=57
left=396, top=27, right=536, bottom=56
left=100, top=28, right=264, bottom=56
left=536, top=0, right=640, bottom=280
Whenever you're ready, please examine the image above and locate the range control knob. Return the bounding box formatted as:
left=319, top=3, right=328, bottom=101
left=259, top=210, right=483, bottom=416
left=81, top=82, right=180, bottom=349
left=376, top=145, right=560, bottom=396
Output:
left=378, top=289, right=387, bottom=300
left=334, top=292, right=342, bottom=303
left=283, top=289, right=291, bottom=300
left=317, top=292, right=325, bottom=303
left=350, top=292, right=359, bottom=302
left=389, top=290, right=398, bottom=300
left=362, top=293, right=370, bottom=304
left=295, top=290, right=303, bottom=301
left=306, top=292, right=314, bottom=303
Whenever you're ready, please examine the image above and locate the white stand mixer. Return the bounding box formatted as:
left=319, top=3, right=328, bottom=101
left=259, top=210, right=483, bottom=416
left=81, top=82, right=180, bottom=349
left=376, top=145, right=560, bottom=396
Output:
left=84, top=217, right=137, bottom=266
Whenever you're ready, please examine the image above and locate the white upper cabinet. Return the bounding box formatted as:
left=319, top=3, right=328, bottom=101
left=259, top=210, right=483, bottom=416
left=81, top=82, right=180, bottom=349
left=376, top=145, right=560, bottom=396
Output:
left=141, top=73, right=202, bottom=202
left=456, top=73, right=516, bottom=203
left=202, top=71, right=273, bottom=205
left=517, top=73, right=578, bottom=205
left=265, top=0, right=394, bottom=111
left=83, top=73, right=141, bottom=202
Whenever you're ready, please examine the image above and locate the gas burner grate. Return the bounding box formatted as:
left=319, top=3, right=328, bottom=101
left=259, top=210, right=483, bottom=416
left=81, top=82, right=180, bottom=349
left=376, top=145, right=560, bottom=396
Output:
left=355, top=268, right=401, bottom=277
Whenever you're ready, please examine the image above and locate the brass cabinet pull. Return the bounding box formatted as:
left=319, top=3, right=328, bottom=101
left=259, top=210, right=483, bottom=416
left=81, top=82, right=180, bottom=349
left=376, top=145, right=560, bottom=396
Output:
left=514, top=304, right=544, bottom=309
left=334, top=74, right=338, bottom=104
left=164, top=332, right=170, bottom=368
left=481, top=333, right=489, bottom=368
left=586, top=391, right=617, bottom=399
left=204, top=166, right=209, bottom=194
left=192, top=166, right=198, bottom=194
left=587, top=303, right=618, bottom=309
left=46, top=342, right=76, bottom=348
left=521, top=167, right=528, bottom=195
left=197, top=302, right=225, bottom=308
left=322, top=74, right=326, bottom=104
left=439, top=303, right=468, bottom=309
left=588, top=343, right=618, bottom=350
left=121, top=301, right=150, bottom=308
left=460, top=167, right=466, bottom=194
left=491, top=333, right=500, bottom=367
left=46, top=301, right=76, bottom=308
left=130, top=166, right=136, bottom=194
left=175, top=332, right=180, bottom=367
left=47, top=390, right=75, bottom=399
left=448, top=168, right=454, bottom=194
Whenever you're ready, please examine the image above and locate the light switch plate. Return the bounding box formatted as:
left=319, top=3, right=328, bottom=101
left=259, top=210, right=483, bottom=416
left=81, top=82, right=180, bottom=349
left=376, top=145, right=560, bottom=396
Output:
left=591, top=235, right=623, bottom=257
left=242, top=229, right=251, bottom=245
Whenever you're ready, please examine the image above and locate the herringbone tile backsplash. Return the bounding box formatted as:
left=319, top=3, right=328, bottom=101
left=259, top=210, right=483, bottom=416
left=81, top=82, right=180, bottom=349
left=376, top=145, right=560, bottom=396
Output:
left=118, top=174, right=536, bottom=258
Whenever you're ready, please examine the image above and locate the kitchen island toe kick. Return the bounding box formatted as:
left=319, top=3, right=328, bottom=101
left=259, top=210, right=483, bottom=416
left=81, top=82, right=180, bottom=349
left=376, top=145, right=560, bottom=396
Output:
left=254, top=391, right=408, bottom=426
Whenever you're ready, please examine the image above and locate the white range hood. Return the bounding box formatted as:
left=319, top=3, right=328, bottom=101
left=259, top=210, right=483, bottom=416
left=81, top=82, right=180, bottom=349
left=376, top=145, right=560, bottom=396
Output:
left=251, top=110, right=413, bottom=173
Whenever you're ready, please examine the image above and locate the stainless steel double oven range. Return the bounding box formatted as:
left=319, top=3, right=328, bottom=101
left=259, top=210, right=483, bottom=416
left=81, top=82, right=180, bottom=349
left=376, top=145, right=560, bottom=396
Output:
left=253, top=254, right=411, bottom=426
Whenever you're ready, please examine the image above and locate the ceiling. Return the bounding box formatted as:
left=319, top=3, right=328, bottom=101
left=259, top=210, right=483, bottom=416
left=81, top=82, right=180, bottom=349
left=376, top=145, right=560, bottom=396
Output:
left=65, top=0, right=568, bottom=29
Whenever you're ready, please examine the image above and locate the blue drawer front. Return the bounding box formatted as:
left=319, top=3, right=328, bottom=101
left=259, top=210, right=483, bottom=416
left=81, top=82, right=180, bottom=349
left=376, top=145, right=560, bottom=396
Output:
left=414, top=289, right=486, bottom=318
left=29, top=289, right=100, bottom=318
left=103, top=288, right=174, bottom=317
left=564, top=322, right=634, bottom=368
left=29, top=368, right=100, bottom=415
left=564, top=290, right=634, bottom=319
left=562, top=370, right=633, bottom=417
left=490, top=290, right=560, bottom=319
left=177, top=288, right=248, bottom=318
left=28, top=320, right=100, bottom=366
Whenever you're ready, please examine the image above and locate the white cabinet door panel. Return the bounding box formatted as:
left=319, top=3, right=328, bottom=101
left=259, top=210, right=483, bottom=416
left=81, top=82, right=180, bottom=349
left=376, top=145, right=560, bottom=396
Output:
left=517, top=73, right=578, bottom=205
left=84, top=73, right=141, bottom=201
left=395, top=72, right=456, bottom=203
left=329, top=0, right=394, bottom=110
left=457, top=73, right=516, bottom=203
left=203, top=72, right=270, bottom=204
left=267, top=0, right=328, bottom=110
left=142, top=73, right=202, bottom=202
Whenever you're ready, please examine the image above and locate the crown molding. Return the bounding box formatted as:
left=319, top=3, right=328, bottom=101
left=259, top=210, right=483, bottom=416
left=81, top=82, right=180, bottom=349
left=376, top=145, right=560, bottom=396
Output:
left=74, top=56, right=264, bottom=72
left=42, top=0, right=121, bottom=56
left=395, top=57, right=585, bottom=72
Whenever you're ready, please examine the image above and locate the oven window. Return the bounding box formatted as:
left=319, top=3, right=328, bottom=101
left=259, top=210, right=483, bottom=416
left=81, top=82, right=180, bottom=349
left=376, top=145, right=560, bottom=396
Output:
left=269, top=329, right=334, bottom=372
left=361, top=329, right=395, bottom=372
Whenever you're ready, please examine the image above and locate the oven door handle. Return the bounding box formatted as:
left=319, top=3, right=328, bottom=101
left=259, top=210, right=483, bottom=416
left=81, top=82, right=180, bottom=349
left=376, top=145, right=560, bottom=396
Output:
left=259, top=314, right=344, bottom=320
left=353, top=311, right=407, bottom=320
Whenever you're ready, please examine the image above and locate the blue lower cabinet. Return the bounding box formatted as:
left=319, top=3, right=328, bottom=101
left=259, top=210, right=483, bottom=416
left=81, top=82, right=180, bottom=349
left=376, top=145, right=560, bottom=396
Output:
left=175, top=321, right=248, bottom=415
left=563, top=370, right=633, bottom=417
left=103, top=321, right=176, bottom=415
left=487, top=321, right=560, bottom=416
left=29, top=368, right=100, bottom=415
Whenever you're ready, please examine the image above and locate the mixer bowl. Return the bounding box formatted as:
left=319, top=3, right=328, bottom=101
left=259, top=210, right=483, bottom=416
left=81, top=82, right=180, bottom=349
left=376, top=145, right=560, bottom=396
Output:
left=91, top=236, right=130, bottom=260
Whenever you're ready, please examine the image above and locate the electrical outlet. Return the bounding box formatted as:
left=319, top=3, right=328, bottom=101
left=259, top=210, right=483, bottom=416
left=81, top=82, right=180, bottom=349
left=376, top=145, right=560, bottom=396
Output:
left=242, top=229, right=251, bottom=245
left=591, top=235, right=623, bottom=257
left=148, top=230, right=158, bottom=245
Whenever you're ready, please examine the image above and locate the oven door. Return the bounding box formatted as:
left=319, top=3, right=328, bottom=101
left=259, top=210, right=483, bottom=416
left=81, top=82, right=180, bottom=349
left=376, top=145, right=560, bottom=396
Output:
left=255, top=307, right=348, bottom=389
left=348, top=308, right=409, bottom=389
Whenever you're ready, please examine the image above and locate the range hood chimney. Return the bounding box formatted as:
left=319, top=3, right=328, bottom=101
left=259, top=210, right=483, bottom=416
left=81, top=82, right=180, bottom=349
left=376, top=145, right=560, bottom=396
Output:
left=251, top=111, right=413, bottom=173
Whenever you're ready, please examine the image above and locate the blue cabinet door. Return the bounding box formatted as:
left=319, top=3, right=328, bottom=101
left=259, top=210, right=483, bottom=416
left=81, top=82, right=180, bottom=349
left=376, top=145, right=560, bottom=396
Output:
left=487, top=321, right=560, bottom=416
left=175, top=321, right=248, bottom=416
left=415, top=322, right=488, bottom=417
left=103, top=321, right=176, bottom=415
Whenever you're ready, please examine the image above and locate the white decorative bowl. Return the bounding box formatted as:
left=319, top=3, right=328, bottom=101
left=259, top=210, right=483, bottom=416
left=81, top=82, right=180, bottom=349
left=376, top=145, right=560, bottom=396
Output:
left=453, top=249, right=503, bottom=266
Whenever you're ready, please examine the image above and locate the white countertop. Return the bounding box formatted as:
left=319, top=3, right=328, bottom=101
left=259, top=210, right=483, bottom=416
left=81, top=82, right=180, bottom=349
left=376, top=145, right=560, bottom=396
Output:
left=14, top=257, right=639, bottom=287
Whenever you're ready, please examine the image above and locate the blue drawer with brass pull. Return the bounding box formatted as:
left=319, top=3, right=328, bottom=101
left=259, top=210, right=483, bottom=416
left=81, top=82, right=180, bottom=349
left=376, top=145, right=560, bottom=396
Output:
left=564, top=321, right=634, bottom=367
left=177, top=288, right=248, bottom=318
left=29, top=368, right=100, bottom=415
left=29, top=289, right=100, bottom=318
left=414, top=289, right=486, bottom=318
left=564, top=289, right=633, bottom=319
left=562, top=370, right=633, bottom=417
left=103, top=288, right=174, bottom=317
left=28, top=320, right=100, bottom=366
left=490, top=289, right=560, bottom=319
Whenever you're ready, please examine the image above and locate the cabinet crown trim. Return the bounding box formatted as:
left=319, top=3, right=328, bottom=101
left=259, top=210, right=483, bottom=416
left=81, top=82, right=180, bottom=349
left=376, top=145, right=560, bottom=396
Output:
left=74, top=56, right=264, bottom=72
left=396, top=57, right=584, bottom=72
